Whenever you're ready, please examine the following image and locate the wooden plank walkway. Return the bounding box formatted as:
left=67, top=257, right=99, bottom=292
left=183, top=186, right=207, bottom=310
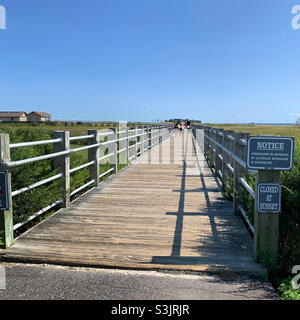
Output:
left=0, top=131, right=267, bottom=278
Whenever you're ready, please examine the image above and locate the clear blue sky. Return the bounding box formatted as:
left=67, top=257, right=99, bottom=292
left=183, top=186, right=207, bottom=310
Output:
left=0, top=0, right=300, bottom=123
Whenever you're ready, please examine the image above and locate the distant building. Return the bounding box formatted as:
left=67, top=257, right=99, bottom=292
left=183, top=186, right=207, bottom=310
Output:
left=0, top=111, right=27, bottom=122
left=27, top=112, right=51, bottom=123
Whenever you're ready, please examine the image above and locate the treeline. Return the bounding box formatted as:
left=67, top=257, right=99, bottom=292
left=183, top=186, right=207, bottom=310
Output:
left=165, top=119, right=202, bottom=123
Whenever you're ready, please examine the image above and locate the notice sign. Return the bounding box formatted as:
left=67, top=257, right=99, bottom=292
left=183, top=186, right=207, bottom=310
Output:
left=0, top=171, right=9, bottom=211
left=257, top=183, right=281, bottom=213
left=247, top=136, right=294, bottom=170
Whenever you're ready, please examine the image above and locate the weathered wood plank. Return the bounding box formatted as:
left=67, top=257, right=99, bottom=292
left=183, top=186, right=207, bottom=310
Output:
left=1, top=131, right=266, bottom=278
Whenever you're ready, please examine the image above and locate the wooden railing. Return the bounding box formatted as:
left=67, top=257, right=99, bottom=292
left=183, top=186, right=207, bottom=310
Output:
left=0, top=125, right=173, bottom=248
left=192, top=125, right=283, bottom=271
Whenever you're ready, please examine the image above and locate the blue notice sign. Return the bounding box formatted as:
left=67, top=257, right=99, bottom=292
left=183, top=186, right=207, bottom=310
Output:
left=247, top=136, right=294, bottom=170
left=257, top=183, right=281, bottom=213
left=0, top=171, right=9, bottom=211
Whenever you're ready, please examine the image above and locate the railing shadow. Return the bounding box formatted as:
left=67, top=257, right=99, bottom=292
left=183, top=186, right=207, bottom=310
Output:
left=151, top=132, right=252, bottom=268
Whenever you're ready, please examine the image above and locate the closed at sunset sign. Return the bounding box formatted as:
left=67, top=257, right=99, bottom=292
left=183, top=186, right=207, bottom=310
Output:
left=257, top=183, right=281, bottom=214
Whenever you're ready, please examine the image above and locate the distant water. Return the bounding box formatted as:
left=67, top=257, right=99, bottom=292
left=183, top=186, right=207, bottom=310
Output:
left=220, top=123, right=296, bottom=126
left=253, top=123, right=295, bottom=125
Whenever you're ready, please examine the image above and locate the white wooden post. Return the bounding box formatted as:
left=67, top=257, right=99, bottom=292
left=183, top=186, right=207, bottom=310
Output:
left=140, top=127, right=145, bottom=156
left=119, top=126, right=128, bottom=166
left=149, top=126, right=152, bottom=149
left=125, top=128, right=129, bottom=164
left=223, top=130, right=234, bottom=192
left=135, top=127, right=138, bottom=159
left=204, top=127, right=209, bottom=159
left=232, top=132, right=249, bottom=215
left=233, top=132, right=242, bottom=215
left=215, top=129, right=224, bottom=182
left=53, top=131, right=70, bottom=208
left=108, top=128, right=118, bottom=173
left=128, top=129, right=132, bottom=161
left=128, top=128, right=134, bottom=161
left=212, top=129, right=217, bottom=170
left=207, top=127, right=212, bottom=165
left=142, top=126, right=146, bottom=153
left=0, top=134, right=13, bottom=248
left=88, top=130, right=100, bottom=187
left=220, top=130, right=226, bottom=191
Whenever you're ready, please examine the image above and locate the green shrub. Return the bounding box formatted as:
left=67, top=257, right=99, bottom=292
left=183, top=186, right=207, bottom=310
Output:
left=278, top=277, right=300, bottom=300
left=218, top=144, right=300, bottom=277
left=237, top=174, right=255, bottom=225
left=0, top=127, right=104, bottom=231
left=278, top=143, right=300, bottom=276
left=223, top=174, right=233, bottom=201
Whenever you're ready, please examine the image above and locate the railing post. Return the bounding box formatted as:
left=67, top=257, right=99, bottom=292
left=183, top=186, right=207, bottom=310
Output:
left=215, top=129, right=224, bottom=181
left=109, top=128, right=118, bottom=173
left=128, top=128, right=135, bottom=162
left=140, top=127, right=145, bottom=156
left=0, top=133, right=13, bottom=248
left=159, top=125, right=162, bottom=144
left=204, top=126, right=209, bottom=159
left=152, top=126, right=155, bottom=151
left=152, top=126, right=155, bottom=147
left=135, top=127, right=138, bottom=158
left=53, top=131, right=70, bottom=208
left=119, top=125, right=128, bottom=166
left=88, top=130, right=100, bottom=187
left=195, top=125, right=204, bottom=154
left=207, top=127, right=213, bottom=166
left=212, top=129, right=217, bottom=170
left=128, top=128, right=132, bottom=162
left=223, top=130, right=234, bottom=193
left=149, top=126, right=152, bottom=149
left=220, top=130, right=226, bottom=191
left=232, top=132, right=242, bottom=215
left=145, top=126, right=148, bottom=151
left=254, top=170, right=280, bottom=271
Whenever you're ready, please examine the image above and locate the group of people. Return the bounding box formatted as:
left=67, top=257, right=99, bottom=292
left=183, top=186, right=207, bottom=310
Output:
left=174, top=119, right=191, bottom=131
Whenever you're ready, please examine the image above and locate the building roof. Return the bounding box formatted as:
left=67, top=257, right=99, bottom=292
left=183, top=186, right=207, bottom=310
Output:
left=28, top=111, right=51, bottom=118
left=0, top=112, right=27, bottom=117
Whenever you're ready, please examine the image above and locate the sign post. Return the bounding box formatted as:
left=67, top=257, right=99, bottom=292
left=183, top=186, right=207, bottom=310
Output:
left=247, top=136, right=294, bottom=273
left=0, top=171, right=9, bottom=211
left=0, top=134, right=13, bottom=249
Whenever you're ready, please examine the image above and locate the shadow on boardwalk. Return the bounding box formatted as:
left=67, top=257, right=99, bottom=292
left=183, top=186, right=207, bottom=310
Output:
left=152, top=133, right=265, bottom=277
left=1, top=131, right=266, bottom=279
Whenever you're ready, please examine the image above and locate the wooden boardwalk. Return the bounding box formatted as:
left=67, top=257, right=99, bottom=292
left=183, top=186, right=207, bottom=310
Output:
left=1, top=131, right=266, bottom=278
